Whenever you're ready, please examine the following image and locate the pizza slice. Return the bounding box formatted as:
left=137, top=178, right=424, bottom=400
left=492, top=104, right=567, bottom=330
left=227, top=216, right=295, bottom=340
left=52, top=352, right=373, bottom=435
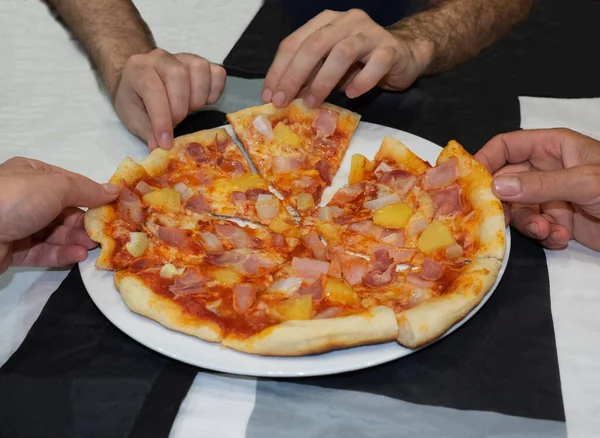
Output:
left=226, top=99, right=361, bottom=216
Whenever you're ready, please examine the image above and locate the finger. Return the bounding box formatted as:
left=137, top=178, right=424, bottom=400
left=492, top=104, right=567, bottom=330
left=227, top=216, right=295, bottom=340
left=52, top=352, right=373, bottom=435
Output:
left=538, top=222, right=571, bottom=250
left=492, top=166, right=600, bottom=207
left=131, top=66, right=174, bottom=148
left=263, top=10, right=340, bottom=102
left=54, top=207, right=86, bottom=227
left=493, top=162, right=532, bottom=177
left=207, top=63, right=226, bottom=105
left=12, top=241, right=89, bottom=268
left=304, top=33, right=375, bottom=107
left=153, top=53, right=191, bottom=126
left=176, top=54, right=211, bottom=111
left=38, top=225, right=97, bottom=249
left=337, top=64, right=362, bottom=92
left=50, top=172, right=121, bottom=208
left=344, top=45, right=397, bottom=98
left=540, top=201, right=574, bottom=238
left=510, top=205, right=552, bottom=241
left=148, top=136, right=159, bottom=151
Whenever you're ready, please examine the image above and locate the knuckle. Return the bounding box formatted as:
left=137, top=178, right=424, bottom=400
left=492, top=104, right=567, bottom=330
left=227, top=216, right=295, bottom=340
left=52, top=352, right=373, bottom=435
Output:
left=304, top=32, right=329, bottom=52
left=375, top=45, right=398, bottom=64
left=278, top=37, right=298, bottom=54
left=189, top=56, right=209, bottom=72
left=151, top=48, right=168, bottom=57
left=347, top=8, right=369, bottom=21
left=331, top=40, right=357, bottom=61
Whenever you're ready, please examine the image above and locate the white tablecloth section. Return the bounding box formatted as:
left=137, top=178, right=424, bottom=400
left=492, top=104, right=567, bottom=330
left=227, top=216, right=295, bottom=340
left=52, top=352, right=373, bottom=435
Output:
left=1, top=1, right=599, bottom=437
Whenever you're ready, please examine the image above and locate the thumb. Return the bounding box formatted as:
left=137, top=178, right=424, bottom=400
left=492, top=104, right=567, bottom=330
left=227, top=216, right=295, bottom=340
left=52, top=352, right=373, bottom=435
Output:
left=492, top=165, right=600, bottom=206
left=53, top=172, right=121, bottom=208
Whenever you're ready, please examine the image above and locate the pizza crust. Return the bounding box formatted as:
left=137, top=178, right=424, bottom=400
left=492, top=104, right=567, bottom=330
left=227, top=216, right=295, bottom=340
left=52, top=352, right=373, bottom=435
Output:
left=438, top=140, right=506, bottom=261
left=115, top=271, right=223, bottom=343
left=222, top=306, right=398, bottom=356
left=396, top=257, right=501, bottom=348
left=375, top=136, right=431, bottom=174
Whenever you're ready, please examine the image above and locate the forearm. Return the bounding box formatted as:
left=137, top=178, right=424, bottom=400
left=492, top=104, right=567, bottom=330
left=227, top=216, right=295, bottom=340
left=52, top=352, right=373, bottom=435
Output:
left=390, top=0, right=534, bottom=75
left=46, top=0, right=156, bottom=98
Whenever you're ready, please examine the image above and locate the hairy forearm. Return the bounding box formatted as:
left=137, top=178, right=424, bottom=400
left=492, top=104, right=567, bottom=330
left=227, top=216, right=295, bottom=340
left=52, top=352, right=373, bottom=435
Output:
left=46, top=0, right=156, bottom=98
left=391, top=0, right=534, bottom=75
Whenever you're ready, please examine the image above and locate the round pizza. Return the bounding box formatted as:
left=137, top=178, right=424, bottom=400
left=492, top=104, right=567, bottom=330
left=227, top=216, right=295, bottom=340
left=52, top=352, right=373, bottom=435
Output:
left=85, top=99, right=506, bottom=356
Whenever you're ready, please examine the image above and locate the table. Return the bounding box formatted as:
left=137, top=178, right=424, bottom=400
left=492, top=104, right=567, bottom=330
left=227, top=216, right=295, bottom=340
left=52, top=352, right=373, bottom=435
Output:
left=1, top=1, right=599, bottom=437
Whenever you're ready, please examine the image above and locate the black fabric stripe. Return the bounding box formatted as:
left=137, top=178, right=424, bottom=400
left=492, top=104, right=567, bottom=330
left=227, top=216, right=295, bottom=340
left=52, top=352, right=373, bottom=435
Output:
left=128, top=361, right=197, bottom=438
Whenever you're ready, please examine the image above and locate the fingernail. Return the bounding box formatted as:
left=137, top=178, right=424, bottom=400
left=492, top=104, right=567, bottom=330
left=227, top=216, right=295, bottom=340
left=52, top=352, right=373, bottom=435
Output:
left=159, top=131, right=173, bottom=149
left=272, top=91, right=286, bottom=107
left=102, top=183, right=121, bottom=195
left=493, top=175, right=521, bottom=197
left=549, top=230, right=565, bottom=245
left=346, top=87, right=359, bottom=98
left=305, top=94, right=317, bottom=108
left=526, top=223, right=539, bottom=238
left=262, top=88, right=272, bottom=102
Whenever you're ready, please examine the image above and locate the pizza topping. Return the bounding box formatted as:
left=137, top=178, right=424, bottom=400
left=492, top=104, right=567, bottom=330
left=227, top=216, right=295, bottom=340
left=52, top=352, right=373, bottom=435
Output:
left=245, top=188, right=272, bottom=202
left=267, top=278, right=303, bottom=297
left=349, top=154, right=373, bottom=184
left=292, top=257, right=330, bottom=283
left=406, top=216, right=430, bottom=239
left=135, top=181, right=154, bottom=195
left=407, top=288, right=432, bottom=307
left=214, top=223, right=262, bottom=249
left=372, top=248, right=394, bottom=272
left=256, top=194, right=280, bottom=220
left=252, top=115, right=274, bottom=139
left=273, top=122, right=302, bottom=147
left=417, top=220, right=456, bottom=254
left=379, top=170, right=416, bottom=195
left=297, top=279, right=324, bottom=300
left=329, top=183, right=364, bottom=205
left=271, top=232, right=287, bottom=249
left=422, top=158, right=459, bottom=190
left=125, top=232, right=148, bottom=257
left=194, top=170, right=213, bottom=186
left=348, top=220, right=384, bottom=238
left=296, top=192, right=316, bottom=212
left=231, top=191, right=247, bottom=203
left=315, top=159, right=332, bottom=185
left=339, top=254, right=369, bottom=286
left=210, top=267, right=243, bottom=285
left=169, top=269, right=206, bottom=295
left=445, top=242, right=463, bottom=259
left=215, top=134, right=230, bottom=153
left=313, top=108, right=338, bottom=137
left=292, top=174, right=317, bottom=189
left=372, top=202, right=413, bottom=228
left=159, top=263, right=179, bottom=279
left=311, top=136, right=338, bottom=158
left=232, top=283, right=257, bottom=313
left=186, top=193, right=213, bottom=214
left=206, top=251, right=247, bottom=267
left=217, top=157, right=246, bottom=177
left=199, top=231, right=223, bottom=251
left=273, top=295, right=312, bottom=320
left=314, top=307, right=341, bottom=319
left=186, top=142, right=210, bottom=164
left=366, top=194, right=406, bottom=215
left=324, top=277, right=359, bottom=305
left=378, top=229, right=404, bottom=247
left=241, top=254, right=278, bottom=276
left=268, top=217, right=291, bottom=234
left=374, top=162, right=393, bottom=176
left=406, top=273, right=436, bottom=290
left=272, top=156, right=303, bottom=174
left=157, top=226, right=188, bottom=248
left=143, top=188, right=181, bottom=212
left=364, top=263, right=397, bottom=287
left=420, top=258, right=443, bottom=281
left=303, top=231, right=328, bottom=261
left=317, top=206, right=345, bottom=222
left=173, top=182, right=194, bottom=200
left=119, top=186, right=145, bottom=223
left=373, top=245, right=415, bottom=264
left=429, top=185, right=462, bottom=216
left=232, top=173, right=268, bottom=191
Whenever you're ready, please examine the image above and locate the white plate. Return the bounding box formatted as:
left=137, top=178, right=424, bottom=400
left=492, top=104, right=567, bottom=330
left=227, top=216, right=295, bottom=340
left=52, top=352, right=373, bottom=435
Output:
left=79, top=122, right=511, bottom=378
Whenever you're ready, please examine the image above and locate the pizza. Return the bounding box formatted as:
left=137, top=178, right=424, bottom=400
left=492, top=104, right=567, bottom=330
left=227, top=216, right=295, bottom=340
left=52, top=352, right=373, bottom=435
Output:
left=84, top=101, right=506, bottom=356
left=226, top=99, right=361, bottom=216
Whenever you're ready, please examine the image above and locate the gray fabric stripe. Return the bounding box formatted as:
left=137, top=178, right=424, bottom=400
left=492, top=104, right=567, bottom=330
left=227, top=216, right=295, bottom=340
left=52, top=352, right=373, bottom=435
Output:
left=206, top=76, right=264, bottom=114
left=247, top=381, right=566, bottom=438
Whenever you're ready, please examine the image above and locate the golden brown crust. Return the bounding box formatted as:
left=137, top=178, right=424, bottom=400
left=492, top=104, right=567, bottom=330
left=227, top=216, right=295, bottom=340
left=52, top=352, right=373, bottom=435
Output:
left=396, top=257, right=501, bottom=348
left=115, top=271, right=223, bottom=343
left=222, top=306, right=398, bottom=356
left=375, top=136, right=431, bottom=175
left=437, top=140, right=506, bottom=260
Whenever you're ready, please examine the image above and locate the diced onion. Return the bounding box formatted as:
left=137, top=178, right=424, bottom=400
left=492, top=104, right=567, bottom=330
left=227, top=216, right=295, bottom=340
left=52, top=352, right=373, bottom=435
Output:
left=256, top=194, right=280, bottom=220
left=407, top=288, right=432, bottom=307
left=363, top=193, right=402, bottom=211
left=252, top=115, right=273, bottom=139
left=174, top=182, right=194, bottom=200
left=374, top=162, right=392, bottom=176
left=317, top=206, right=345, bottom=222
left=160, top=263, right=179, bottom=279
left=135, top=181, right=154, bottom=195
left=126, top=232, right=148, bottom=257
left=445, top=242, right=463, bottom=259
left=267, top=278, right=303, bottom=297
left=200, top=232, right=223, bottom=251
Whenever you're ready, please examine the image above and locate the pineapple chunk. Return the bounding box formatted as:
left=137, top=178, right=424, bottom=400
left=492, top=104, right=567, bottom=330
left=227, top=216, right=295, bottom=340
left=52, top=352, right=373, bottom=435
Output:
left=296, top=192, right=315, bottom=211
left=316, top=222, right=339, bottom=241
left=269, top=217, right=291, bottom=234
left=231, top=172, right=268, bottom=191
left=273, top=295, right=313, bottom=320
left=273, top=122, right=301, bottom=147
left=417, top=220, right=456, bottom=254
left=160, top=263, right=179, bottom=279
left=348, top=154, right=373, bottom=184
left=372, top=202, right=413, bottom=229
left=324, top=277, right=359, bottom=305
left=210, top=267, right=243, bottom=286
left=125, top=232, right=148, bottom=257
left=142, top=188, right=181, bottom=212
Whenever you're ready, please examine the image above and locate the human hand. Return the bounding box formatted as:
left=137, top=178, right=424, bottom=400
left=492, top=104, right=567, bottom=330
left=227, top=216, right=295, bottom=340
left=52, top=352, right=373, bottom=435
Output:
left=0, top=158, right=120, bottom=273
left=475, top=128, right=600, bottom=251
left=114, top=49, right=227, bottom=150
left=262, top=9, right=432, bottom=109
